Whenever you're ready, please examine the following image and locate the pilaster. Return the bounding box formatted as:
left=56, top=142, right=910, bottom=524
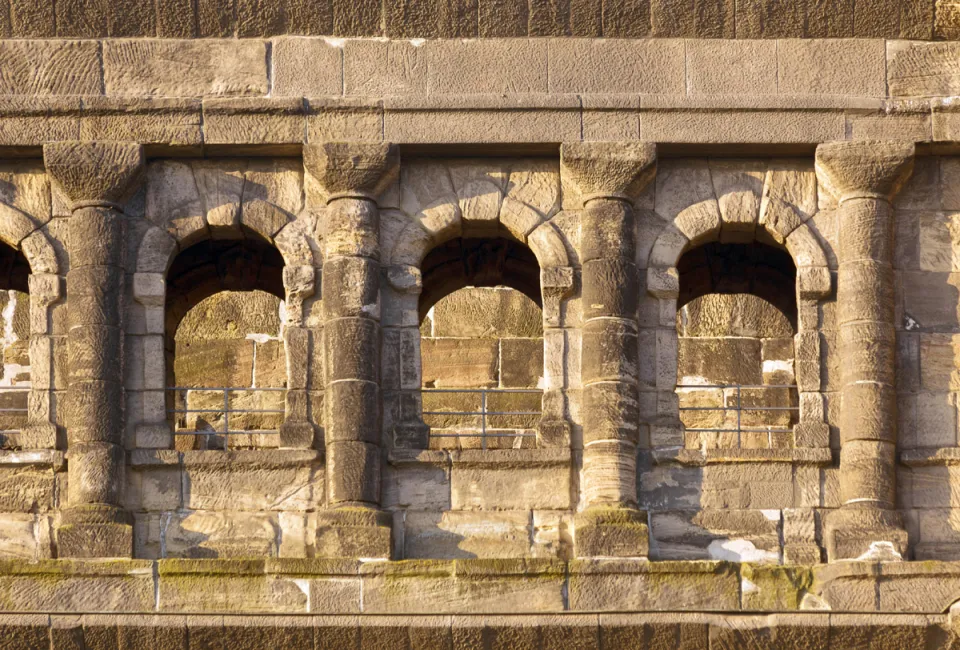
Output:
left=561, top=142, right=657, bottom=558
left=44, top=141, right=145, bottom=558
left=815, top=140, right=915, bottom=561
left=304, top=142, right=399, bottom=559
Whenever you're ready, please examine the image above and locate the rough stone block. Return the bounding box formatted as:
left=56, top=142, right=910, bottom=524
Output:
left=361, top=560, right=565, bottom=613
left=103, top=40, right=269, bottom=97
left=686, top=40, right=777, bottom=95
left=649, top=509, right=781, bottom=562
left=0, top=41, right=101, bottom=95
left=421, top=338, right=499, bottom=389
left=403, top=510, right=533, bottom=559
left=272, top=37, right=342, bottom=97
left=450, top=454, right=571, bottom=510
left=547, top=39, right=685, bottom=94
left=778, top=39, right=886, bottom=96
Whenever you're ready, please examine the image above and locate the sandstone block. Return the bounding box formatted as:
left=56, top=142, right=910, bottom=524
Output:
left=0, top=41, right=101, bottom=95
left=426, top=40, right=548, bottom=95
left=103, top=40, right=269, bottom=97
left=569, top=559, right=740, bottom=611
left=650, top=509, right=780, bottom=562
left=272, top=37, right=342, bottom=97
left=421, top=338, right=499, bottom=388
left=163, top=511, right=281, bottom=558
left=500, top=338, right=544, bottom=388
left=889, top=41, right=960, bottom=98
left=686, top=40, right=777, bottom=96
left=360, top=560, right=565, bottom=613
left=451, top=456, right=571, bottom=510
left=575, top=507, right=649, bottom=558
left=403, top=510, right=532, bottom=559
left=778, top=39, right=886, bottom=97
left=548, top=39, right=685, bottom=94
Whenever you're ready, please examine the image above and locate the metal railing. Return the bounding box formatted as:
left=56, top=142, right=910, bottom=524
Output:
left=166, top=387, right=285, bottom=445
left=677, top=383, right=798, bottom=448
left=0, top=386, right=29, bottom=436
left=419, top=387, right=542, bottom=450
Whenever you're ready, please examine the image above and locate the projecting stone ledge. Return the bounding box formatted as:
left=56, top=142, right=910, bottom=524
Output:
left=3, top=558, right=960, bottom=616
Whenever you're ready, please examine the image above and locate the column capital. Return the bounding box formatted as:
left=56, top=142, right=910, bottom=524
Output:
left=560, top=142, right=657, bottom=205
left=815, top=140, right=915, bottom=204
left=303, top=142, right=399, bottom=203
left=43, top=141, right=144, bottom=209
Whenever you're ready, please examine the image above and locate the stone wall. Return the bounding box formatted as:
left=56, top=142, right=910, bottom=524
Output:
left=420, top=286, right=544, bottom=449
left=172, top=290, right=286, bottom=449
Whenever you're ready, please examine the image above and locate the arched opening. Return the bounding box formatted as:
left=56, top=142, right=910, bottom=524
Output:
left=675, top=241, right=799, bottom=450
left=418, top=237, right=543, bottom=450
left=0, top=242, right=30, bottom=447
left=165, top=238, right=286, bottom=450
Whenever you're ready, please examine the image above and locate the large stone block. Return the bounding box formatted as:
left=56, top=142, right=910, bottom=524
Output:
left=360, top=559, right=565, bottom=613
left=103, top=40, right=269, bottom=97
left=0, top=41, right=101, bottom=95
left=686, top=40, right=777, bottom=95
left=402, top=510, right=533, bottom=559
left=548, top=39, right=684, bottom=94
left=650, top=509, right=781, bottom=562
left=157, top=560, right=310, bottom=612
left=450, top=451, right=571, bottom=510
left=430, top=287, right=543, bottom=339
left=569, top=559, right=740, bottom=611
left=163, top=510, right=281, bottom=558
left=421, top=338, right=499, bottom=389
left=182, top=450, right=324, bottom=511
left=778, top=39, right=886, bottom=96
left=889, top=41, right=960, bottom=97
left=0, top=560, right=154, bottom=611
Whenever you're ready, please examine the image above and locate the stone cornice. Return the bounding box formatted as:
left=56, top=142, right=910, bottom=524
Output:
left=0, top=96, right=954, bottom=154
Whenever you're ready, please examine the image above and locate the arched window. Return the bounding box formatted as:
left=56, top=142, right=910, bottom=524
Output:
left=0, top=242, right=30, bottom=448
left=675, top=241, right=799, bottom=450
left=418, top=237, right=544, bottom=449
left=164, top=238, right=286, bottom=450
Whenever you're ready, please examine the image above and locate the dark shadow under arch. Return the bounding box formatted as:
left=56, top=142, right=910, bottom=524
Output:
left=419, top=237, right=541, bottom=323
left=677, top=241, right=798, bottom=330
left=0, top=242, right=30, bottom=294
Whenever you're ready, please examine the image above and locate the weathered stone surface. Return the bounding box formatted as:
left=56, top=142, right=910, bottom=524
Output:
left=103, top=40, right=269, bottom=97
left=0, top=41, right=101, bottom=95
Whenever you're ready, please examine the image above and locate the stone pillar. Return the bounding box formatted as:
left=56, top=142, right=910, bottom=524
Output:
left=816, top=141, right=915, bottom=561
left=44, top=142, right=144, bottom=558
left=304, top=142, right=398, bottom=558
left=561, top=142, right=657, bottom=558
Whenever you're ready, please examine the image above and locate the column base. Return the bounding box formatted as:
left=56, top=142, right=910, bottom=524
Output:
left=824, top=508, right=908, bottom=561
left=279, top=421, right=317, bottom=448
left=58, top=506, right=132, bottom=558
left=315, top=507, right=392, bottom=559
left=574, top=507, right=649, bottom=558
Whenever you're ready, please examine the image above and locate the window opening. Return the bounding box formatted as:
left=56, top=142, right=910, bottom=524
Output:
left=0, top=243, right=30, bottom=448
left=675, top=241, right=799, bottom=450
left=418, top=238, right=543, bottom=450
left=164, top=239, right=286, bottom=450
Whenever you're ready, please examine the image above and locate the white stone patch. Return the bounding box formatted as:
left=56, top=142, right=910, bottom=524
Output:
left=707, top=539, right=779, bottom=564
left=762, top=359, right=794, bottom=374
left=741, top=577, right=759, bottom=595
left=800, top=593, right=831, bottom=610
left=291, top=578, right=311, bottom=611
left=760, top=509, right=781, bottom=522
left=246, top=333, right=274, bottom=344
left=409, top=38, right=426, bottom=47
left=854, top=541, right=903, bottom=562
left=321, top=37, right=346, bottom=48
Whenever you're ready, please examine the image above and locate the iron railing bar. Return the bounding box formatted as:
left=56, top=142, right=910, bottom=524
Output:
left=676, top=384, right=798, bottom=389
left=167, top=409, right=285, bottom=414
left=418, top=388, right=542, bottom=394
left=167, top=387, right=286, bottom=391
left=678, top=404, right=798, bottom=409
left=429, top=432, right=538, bottom=438
left=423, top=411, right=542, bottom=416
left=684, top=428, right=795, bottom=433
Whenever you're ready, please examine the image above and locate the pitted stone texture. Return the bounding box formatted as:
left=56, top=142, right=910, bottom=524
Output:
left=44, top=141, right=145, bottom=206
left=560, top=142, right=657, bottom=203
left=815, top=141, right=916, bottom=203
left=304, top=142, right=399, bottom=201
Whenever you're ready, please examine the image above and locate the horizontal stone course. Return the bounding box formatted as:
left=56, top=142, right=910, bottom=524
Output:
left=0, top=0, right=950, bottom=38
